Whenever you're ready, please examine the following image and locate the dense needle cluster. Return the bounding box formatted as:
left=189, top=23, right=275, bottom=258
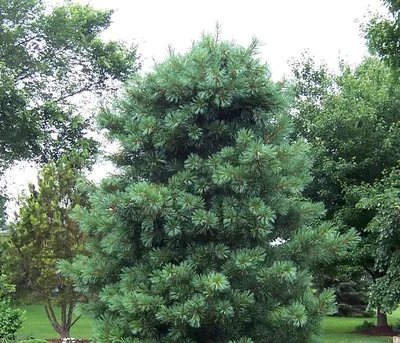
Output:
left=61, top=34, right=356, bottom=343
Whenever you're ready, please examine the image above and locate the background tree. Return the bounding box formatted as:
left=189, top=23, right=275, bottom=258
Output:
left=0, top=0, right=140, bottom=225
left=365, top=0, right=400, bottom=71
left=289, top=55, right=400, bottom=326
left=355, top=168, right=400, bottom=316
left=0, top=0, right=139, bottom=164
left=60, top=33, right=357, bottom=343
left=312, top=265, right=371, bottom=318
left=3, top=153, right=92, bottom=338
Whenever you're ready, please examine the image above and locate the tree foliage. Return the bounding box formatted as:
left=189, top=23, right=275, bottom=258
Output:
left=290, top=54, right=400, bottom=325
left=356, top=168, right=400, bottom=314
left=61, top=34, right=357, bottom=343
left=0, top=0, right=139, bottom=166
left=3, top=153, right=92, bottom=338
left=365, top=0, right=400, bottom=71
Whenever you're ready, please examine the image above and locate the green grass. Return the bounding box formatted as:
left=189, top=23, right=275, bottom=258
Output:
left=323, top=309, right=400, bottom=343
left=15, top=304, right=400, bottom=342
left=16, top=304, right=92, bottom=340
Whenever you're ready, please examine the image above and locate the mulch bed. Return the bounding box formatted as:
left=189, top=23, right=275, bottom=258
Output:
left=357, top=325, right=397, bottom=336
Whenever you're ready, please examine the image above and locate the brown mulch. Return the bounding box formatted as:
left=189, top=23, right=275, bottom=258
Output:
left=46, top=340, right=91, bottom=343
left=357, top=325, right=397, bottom=336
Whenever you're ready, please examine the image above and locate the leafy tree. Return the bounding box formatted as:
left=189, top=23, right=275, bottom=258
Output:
left=0, top=0, right=139, bottom=166
left=289, top=55, right=400, bottom=326
left=356, top=168, right=400, bottom=315
left=3, top=153, right=92, bottom=338
left=0, top=0, right=140, bottom=227
left=60, top=34, right=357, bottom=343
left=365, top=0, right=400, bottom=71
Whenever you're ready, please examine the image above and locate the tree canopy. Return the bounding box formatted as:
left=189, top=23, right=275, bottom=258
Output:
left=290, top=54, right=400, bottom=325
left=365, top=0, right=400, bottom=71
left=0, top=0, right=140, bottom=228
left=0, top=0, right=139, bottom=166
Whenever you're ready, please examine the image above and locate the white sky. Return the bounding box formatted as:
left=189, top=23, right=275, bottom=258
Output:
left=80, top=0, right=385, bottom=78
left=5, top=0, right=386, bottom=215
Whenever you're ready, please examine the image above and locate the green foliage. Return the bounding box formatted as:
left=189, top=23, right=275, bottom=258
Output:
left=0, top=0, right=139, bottom=232
left=0, top=0, right=139, bottom=165
left=314, top=267, right=372, bottom=318
left=61, top=33, right=357, bottom=343
left=364, top=0, right=400, bottom=71
left=290, top=54, right=400, bottom=323
left=3, top=153, right=92, bottom=338
left=392, top=319, right=400, bottom=333
left=354, top=320, right=375, bottom=333
left=355, top=168, right=400, bottom=313
left=0, top=276, right=24, bottom=340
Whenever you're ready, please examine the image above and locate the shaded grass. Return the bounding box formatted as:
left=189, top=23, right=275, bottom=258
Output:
left=15, top=304, right=400, bottom=342
left=323, top=308, right=400, bottom=343
left=16, top=304, right=92, bottom=339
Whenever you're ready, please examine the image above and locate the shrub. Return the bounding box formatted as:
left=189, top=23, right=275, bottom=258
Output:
left=392, top=320, right=400, bottom=333
left=354, top=320, right=375, bottom=332
left=0, top=277, right=24, bottom=340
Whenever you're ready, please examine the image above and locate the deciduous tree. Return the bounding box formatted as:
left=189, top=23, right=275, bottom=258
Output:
left=290, top=55, right=400, bottom=326
left=3, top=153, right=92, bottom=338
left=0, top=0, right=140, bottom=225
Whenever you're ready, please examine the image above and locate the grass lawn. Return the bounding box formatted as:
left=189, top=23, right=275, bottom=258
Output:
left=15, top=304, right=400, bottom=342
left=16, top=304, right=92, bottom=340
left=323, top=309, right=400, bottom=343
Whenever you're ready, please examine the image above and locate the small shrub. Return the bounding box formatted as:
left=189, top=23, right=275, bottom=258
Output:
left=393, top=320, right=400, bottom=333
left=354, top=320, right=375, bottom=332
left=0, top=277, right=24, bottom=340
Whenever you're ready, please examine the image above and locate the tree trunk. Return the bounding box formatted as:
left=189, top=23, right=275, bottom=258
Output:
left=60, top=302, right=70, bottom=339
left=44, top=301, right=81, bottom=338
left=59, top=326, right=70, bottom=339
left=377, top=308, right=388, bottom=327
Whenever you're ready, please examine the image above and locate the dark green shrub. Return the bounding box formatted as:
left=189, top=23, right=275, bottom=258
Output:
left=392, top=320, right=400, bottom=333
left=354, top=320, right=375, bottom=332
left=0, top=277, right=24, bottom=340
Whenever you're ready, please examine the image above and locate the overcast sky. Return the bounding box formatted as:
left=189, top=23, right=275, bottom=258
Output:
left=78, top=0, right=385, bottom=78
left=5, top=0, right=387, bottom=212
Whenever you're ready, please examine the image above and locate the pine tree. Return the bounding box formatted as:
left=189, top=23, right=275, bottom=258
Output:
left=61, top=33, right=357, bottom=343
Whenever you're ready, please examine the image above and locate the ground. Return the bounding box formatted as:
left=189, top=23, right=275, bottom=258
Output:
left=15, top=304, right=400, bottom=343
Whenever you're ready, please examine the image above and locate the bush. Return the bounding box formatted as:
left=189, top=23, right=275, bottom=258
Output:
left=0, top=277, right=24, bottom=340
left=354, top=320, right=375, bottom=332
left=393, top=320, right=400, bottom=333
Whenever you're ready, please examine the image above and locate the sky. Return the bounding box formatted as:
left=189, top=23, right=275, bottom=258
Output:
left=5, top=0, right=387, bottom=213
left=78, top=0, right=385, bottom=78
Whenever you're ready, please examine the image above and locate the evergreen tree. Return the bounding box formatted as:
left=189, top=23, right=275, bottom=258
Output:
left=313, top=267, right=371, bottom=318
left=3, top=153, right=91, bottom=338
left=61, top=33, right=357, bottom=343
